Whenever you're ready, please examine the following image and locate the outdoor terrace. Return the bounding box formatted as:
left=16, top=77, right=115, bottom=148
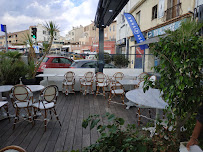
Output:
left=0, top=92, right=156, bottom=152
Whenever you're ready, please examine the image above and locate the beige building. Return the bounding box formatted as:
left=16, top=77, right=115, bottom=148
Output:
left=125, top=0, right=196, bottom=71
left=66, top=25, right=84, bottom=43
left=0, top=29, right=29, bottom=47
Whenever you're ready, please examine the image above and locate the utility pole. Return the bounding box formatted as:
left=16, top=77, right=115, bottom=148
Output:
left=1, top=24, right=8, bottom=52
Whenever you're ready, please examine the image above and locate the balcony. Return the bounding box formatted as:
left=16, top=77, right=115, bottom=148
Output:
left=165, top=3, right=182, bottom=21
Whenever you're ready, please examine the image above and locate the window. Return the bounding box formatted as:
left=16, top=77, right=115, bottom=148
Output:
left=72, top=32, right=74, bottom=35
left=81, top=62, right=97, bottom=68
left=166, top=0, right=181, bottom=20
left=113, top=25, right=115, bottom=31
left=109, top=26, right=111, bottom=31
left=52, top=58, right=60, bottom=63
left=60, top=58, right=72, bottom=64
left=136, top=11, right=141, bottom=26
left=152, top=5, right=158, bottom=20
left=43, top=30, right=46, bottom=34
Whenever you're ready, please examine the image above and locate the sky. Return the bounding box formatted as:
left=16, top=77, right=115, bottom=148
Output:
left=0, top=0, right=99, bottom=37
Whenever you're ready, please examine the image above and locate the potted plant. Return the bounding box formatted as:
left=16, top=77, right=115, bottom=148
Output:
left=0, top=51, right=28, bottom=85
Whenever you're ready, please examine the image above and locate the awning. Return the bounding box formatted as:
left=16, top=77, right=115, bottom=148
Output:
left=94, top=0, right=129, bottom=28
left=131, top=37, right=160, bottom=47
left=131, top=35, right=167, bottom=47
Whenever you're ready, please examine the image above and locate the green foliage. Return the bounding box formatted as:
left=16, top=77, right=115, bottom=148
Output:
left=147, top=19, right=203, bottom=139
left=82, top=113, right=180, bottom=152
left=0, top=51, right=28, bottom=85
left=82, top=113, right=153, bottom=152
left=113, top=55, right=130, bottom=68
left=95, top=52, right=112, bottom=64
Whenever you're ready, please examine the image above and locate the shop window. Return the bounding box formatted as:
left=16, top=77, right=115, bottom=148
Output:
left=152, top=5, right=158, bottom=20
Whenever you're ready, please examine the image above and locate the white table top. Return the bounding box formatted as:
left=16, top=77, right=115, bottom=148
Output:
left=118, top=79, right=140, bottom=85
left=0, top=85, right=13, bottom=93
left=27, top=85, right=45, bottom=92
left=126, top=89, right=168, bottom=109
left=126, top=74, right=139, bottom=77
left=36, top=74, right=57, bottom=77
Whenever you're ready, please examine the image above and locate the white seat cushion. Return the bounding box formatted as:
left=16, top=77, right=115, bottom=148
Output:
left=97, top=83, right=108, bottom=87
left=63, top=82, right=74, bottom=85
left=111, top=89, right=124, bottom=94
left=32, top=101, right=54, bottom=109
left=14, top=100, right=33, bottom=108
left=81, top=82, right=92, bottom=86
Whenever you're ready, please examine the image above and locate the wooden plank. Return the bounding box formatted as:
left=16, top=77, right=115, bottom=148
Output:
left=63, top=91, right=80, bottom=151
left=44, top=93, right=73, bottom=152
left=53, top=93, right=76, bottom=151
left=72, top=92, right=84, bottom=150
left=82, top=94, right=91, bottom=149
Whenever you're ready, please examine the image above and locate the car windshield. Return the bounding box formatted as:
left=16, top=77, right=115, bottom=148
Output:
left=71, top=61, right=79, bottom=66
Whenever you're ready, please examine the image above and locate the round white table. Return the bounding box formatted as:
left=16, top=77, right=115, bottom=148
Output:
left=126, top=88, right=169, bottom=136
left=125, top=88, right=168, bottom=110
left=0, top=85, right=13, bottom=101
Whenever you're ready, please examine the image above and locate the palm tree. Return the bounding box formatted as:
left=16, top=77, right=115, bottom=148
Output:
left=32, top=21, right=59, bottom=78
left=23, top=33, right=36, bottom=63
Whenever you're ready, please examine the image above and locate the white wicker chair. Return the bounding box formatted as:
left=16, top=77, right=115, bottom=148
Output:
left=32, top=85, right=61, bottom=131
left=79, top=71, right=94, bottom=95
left=95, top=72, right=109, bottom=98
left=10, top=85, right=34, bottom=129
left=62, top=71, right=75, bottom=95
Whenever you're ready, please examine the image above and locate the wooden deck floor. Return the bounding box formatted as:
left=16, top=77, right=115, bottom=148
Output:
left=0, top=92, right=156, bottom=152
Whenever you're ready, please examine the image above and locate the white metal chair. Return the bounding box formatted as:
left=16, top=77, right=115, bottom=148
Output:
left=79, top=71, right=94, bottom=95
left=62, top=71, right=75, bottom=95
left=95, top=72, right=109, bottom=98
left=32, top=85, right=61, bottom=131
left=10, top=85, right=34, bottom=129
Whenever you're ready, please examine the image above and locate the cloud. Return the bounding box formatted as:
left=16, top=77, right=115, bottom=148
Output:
left=0, top=0, right=99, bottom=36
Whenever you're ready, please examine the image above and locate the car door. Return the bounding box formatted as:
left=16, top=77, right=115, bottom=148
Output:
left=59, top=57, right=72, bottom=68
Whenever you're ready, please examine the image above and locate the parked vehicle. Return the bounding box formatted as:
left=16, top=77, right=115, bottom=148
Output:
left=37, top=55, right=73, bottom=73
left=67, top=54, right=84, bottom=60
left=70, top=60, right=117, bottom=72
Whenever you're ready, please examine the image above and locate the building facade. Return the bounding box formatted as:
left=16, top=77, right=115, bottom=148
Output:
left=0, top=29, right=29, bottom=47
left=117, top=0, right=199, bottom=71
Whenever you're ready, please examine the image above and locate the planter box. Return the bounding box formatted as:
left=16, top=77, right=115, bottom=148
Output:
left=22, top=77, right=40, bottom=85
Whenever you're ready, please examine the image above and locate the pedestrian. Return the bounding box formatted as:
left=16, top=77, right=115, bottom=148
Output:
left=187, top=104, right=203, bottom=150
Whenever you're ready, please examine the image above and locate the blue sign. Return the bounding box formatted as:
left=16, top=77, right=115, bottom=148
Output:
left=148, top=20, right=183, bottom=38
left=124, top=13, right=148, bottom=50
left=1, top=24, right=6, bottom=32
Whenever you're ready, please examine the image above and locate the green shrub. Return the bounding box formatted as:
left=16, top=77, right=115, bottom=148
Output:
left=113, top=55, right=130, bottom=68
left=0, top=51, right=28, bottom=85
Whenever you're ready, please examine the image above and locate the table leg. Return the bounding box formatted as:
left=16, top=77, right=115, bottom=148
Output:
left=46, top=77, right=49, bottom=86
left=0, top=92, right=2, bottom=101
